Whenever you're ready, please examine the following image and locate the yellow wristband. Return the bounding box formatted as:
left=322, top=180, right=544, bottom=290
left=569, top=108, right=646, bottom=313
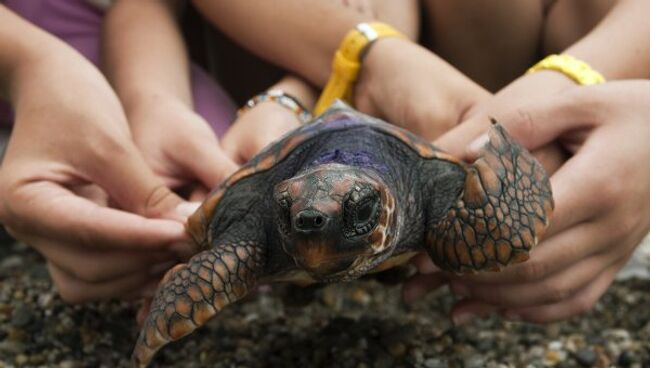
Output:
left=314, top=22, right=406, bottom=115
left=526, top=54, right=606, bottom=85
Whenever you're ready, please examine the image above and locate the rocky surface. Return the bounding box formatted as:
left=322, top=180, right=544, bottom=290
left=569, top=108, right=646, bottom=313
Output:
left=0, top=234, right=649, bottom=368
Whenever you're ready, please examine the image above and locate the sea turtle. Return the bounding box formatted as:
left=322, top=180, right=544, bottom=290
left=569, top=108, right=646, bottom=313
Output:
left=132, top=102, right=553, bottom=366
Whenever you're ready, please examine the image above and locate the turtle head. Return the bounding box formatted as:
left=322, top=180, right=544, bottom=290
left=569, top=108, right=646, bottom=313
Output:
left=274, top=163, right=398, bottom=282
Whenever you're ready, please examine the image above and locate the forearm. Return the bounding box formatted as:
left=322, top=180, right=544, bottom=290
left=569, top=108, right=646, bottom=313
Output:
left=562, top=0, right=650, bottom=79
left=103, top=0, right=191, bottom=112
left=0, top=6, right=55, bottom=99
left=192, top=0, right=418, bottom=86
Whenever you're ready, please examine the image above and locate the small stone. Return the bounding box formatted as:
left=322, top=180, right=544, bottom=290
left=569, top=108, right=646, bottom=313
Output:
left=464, top=355, right=486, bottom=368
left=12, top=289, right=25, bottom=300
left=11, top=304, right=33, bottom=327
left=37, top=292, right=55, bottom=309
left=423, top=357, right=446, bottom=368
left=0, top=255, right=23, bottom=269
left=387, top=342, right=406, bottom=357
left=0, top=304, right=12, bottom=317
left=15, top=354, right=28, bottom=365
left=350, top=288, right=371, bottom=306
left=543, top=350, right=566, bottom=366
left=617, top=351, right=635, bottom=367
left=548, top=340, right=563, bottom=351
left=574, top=349, right=597, bottom=367
left=58, top=360, right=83, bottom=368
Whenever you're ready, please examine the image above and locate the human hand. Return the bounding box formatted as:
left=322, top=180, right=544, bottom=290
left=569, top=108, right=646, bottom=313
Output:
left=354, top=38, right=490, bottom=141
left=435, top=70, right=577, bottom=172
left=404, top=81, right=650, bottom=323
left=125, top=95, right=238, bottom=200
left=221, top=101, right=303, bottom=164
left=0, top=42, right=195, bottom=303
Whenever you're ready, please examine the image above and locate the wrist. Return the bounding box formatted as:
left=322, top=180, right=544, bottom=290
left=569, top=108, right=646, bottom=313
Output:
left=240, top=100, right=303, bottom=127
left=357, top=38, right=489, bottom=127
left=121, top=89, right=189, bottom=118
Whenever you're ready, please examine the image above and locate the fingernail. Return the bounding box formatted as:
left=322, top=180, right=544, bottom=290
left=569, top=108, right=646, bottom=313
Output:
left=450, top=282, right=470, bottom=298
left=149, top=261, right=176, bottom=276
left=175, top=201, right=201, bottom=218
left=467, top=133, right=489, bottom=156
left=452, top=312, right=476, bottom=326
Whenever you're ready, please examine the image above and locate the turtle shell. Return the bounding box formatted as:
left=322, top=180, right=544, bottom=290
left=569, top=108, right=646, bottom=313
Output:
left=187, top=102, right=460, bottom=249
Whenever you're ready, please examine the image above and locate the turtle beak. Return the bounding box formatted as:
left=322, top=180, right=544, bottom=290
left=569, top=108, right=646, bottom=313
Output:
left=290, top=237, right=368, bottom=278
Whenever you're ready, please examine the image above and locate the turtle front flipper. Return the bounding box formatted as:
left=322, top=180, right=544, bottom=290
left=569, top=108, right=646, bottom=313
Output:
left=132, top=241, right=265, bottom=367
left=426, top=122, right=553, bottom=273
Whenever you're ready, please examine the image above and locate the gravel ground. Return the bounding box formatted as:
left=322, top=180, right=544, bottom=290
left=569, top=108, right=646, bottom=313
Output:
left=0, top=232, right=649, bottom=368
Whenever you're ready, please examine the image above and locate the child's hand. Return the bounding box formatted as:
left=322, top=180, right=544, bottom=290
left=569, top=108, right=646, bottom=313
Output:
left=435, top=70, right=574, bottom=172
left=221, top=102, right=302, bottom=164
left=125, top=95, right=239, bottom=199
left=404, top=81, right=650, bottom=323
left=0, top=43, right=194, bottom=303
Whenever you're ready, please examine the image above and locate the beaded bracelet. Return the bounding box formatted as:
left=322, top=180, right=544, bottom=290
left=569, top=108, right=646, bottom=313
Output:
left=238, top=90, right=313, bottom=125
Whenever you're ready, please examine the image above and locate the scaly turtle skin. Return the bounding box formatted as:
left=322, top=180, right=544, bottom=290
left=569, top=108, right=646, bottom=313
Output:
left=132, top=102, right=553, bottom=366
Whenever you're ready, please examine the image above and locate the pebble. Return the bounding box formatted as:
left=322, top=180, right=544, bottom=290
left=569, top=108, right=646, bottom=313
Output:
left=574, top=349, right=597, bottom=367
left=10, top=304, right=33, bottom=328
left=1, top=239, right=649, bottom=367
left=617, top=351, right=634, bottom=367
left=14, top=354, right=28, bottom=365
left=423, top=357, right=446, bottom=368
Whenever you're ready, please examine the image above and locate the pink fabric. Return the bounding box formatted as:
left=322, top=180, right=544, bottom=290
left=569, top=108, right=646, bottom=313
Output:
left=1, top=0, right=235, bottom=136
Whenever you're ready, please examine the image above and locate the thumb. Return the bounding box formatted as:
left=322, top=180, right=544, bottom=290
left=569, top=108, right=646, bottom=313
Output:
left=88, top=143, right=185, bottom=220
left=176, top=136, right=239, bottom=189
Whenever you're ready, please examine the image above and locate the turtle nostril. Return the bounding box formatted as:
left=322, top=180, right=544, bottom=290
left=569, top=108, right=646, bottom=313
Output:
left=294, top=210, right=328, bottom=232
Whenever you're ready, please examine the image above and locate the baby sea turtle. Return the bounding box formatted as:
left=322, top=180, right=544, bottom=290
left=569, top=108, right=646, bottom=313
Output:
left=133, top=102, right=553, bottom=366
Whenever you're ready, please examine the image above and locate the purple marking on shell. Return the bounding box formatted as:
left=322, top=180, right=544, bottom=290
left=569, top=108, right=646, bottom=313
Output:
left=310, top=149, right=388, bottom=173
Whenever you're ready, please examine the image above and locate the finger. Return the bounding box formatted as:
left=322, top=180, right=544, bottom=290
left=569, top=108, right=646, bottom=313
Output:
left=449, top=245, right=624, bottom=308
left=7, top=182, right=189, bottom=250
left=434, top=115, right=490, bottom=158
left=137, top=298, right=153, bottom=327
left=49, top=262, right=162, bottom=303
left=85, top=143, right=185, bottom=219
left=503, top=259, right=624, bottom=323
left=18, top=234, right=177, bottom=283
left=449, top=299, right=499, bottom=326
left=175, top=135, right=239, bottom=188
left=402, top=272, right=447, bottom=304
left=530, top=142, right=567, bottom=176
left=188, top=185, right=209, bottom=202
left=464, top=91, right=606, bottom=159
left=411, top=252, right=441, bottom=274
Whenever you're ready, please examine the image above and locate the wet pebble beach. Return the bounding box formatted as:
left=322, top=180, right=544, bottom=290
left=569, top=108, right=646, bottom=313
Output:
left=0, top=233, right=649, bottom=368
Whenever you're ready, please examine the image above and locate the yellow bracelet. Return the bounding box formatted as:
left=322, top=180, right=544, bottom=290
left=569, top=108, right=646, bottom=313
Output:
left=526, top=54, right=606, bottom=85
left=314, top=22, right=406, bottom=115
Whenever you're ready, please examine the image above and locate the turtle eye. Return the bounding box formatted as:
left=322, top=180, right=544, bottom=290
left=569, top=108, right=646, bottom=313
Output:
left=276, top=192, right=292, bottom=210
left=343, top=186, right=380, bottom=238
left=275, top=192, right=293, bottom=236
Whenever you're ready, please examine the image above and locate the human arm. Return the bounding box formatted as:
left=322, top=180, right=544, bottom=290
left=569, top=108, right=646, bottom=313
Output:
left=437, top=0, right=650, bottom=154
left=0, top=5, right=194, bottom=302
left=103, top=0, right=237, bottom=194
left=192, top=0, right=489, bottom=140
